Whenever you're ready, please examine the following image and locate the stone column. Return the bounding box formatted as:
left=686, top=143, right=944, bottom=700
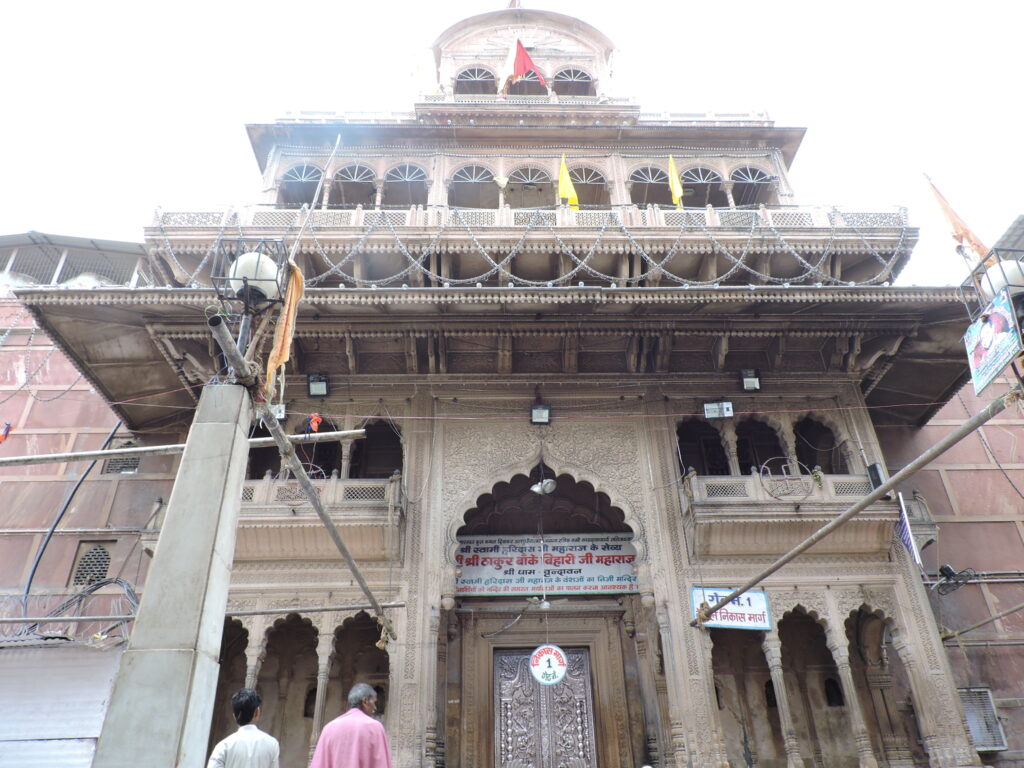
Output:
left=719, top=421, right=741, bottom=475
left=308, top=623, right=336, bottom=762
left=93, top=385, right=252, bottom=768
left=722, top=181, right=736, bottom=208
left=339, top=440, right=353, bottom=479
left=761, top=629, right=805, bottom=768
left=320, top=177, right=332, bottom=209
left=241, top=616, right=268, bottom=690
left=374, top=180, right=384, bottom=209
left=889, top=628, right=955, bottom=768
left=824, top=628, right=880, bottom=768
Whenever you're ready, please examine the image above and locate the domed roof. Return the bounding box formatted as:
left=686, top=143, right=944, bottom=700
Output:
left=432, top=7, right=614, bottom=67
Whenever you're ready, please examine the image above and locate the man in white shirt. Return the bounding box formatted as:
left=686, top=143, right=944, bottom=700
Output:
left=207, top=688, right=280, bottom=768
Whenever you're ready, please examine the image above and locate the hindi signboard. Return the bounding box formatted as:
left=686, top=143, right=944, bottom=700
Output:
left=964, top=288, right=1023, bottom=394
left=454, top=533, right=638, bottom=596
left=529, top=644, right=568, bottom=685
left=690, top=587, right=772, bottom=630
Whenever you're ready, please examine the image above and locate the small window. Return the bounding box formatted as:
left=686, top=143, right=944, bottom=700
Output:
left=304, top=686, right=317, bottom=718
left=824, top=677, right=845, bottom=707
left=765, top=680, right=777, bottom=708
left=552, top=68, right=595, bottom=97
left=454, top=67, right=497, bottom=95
left=70, top=542, right=112, bottom=587
left=959, top=688, right=1007, bottom=751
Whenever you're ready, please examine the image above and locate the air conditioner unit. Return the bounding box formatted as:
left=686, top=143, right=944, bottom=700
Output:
left=959, top=688, right=1007, bottom=752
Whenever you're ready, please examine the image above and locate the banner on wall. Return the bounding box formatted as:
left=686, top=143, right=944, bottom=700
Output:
left=455, top=533, right=638, bottom=596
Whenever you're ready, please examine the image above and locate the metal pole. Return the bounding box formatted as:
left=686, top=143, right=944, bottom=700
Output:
left=0, top=429, right=365, bottom=469
left=942, top=599, right=1024, bottom=640
left=209, top=314, right=397, bottom=639
left=2, top=602, right=408, bottom=625
left=693, top=385, right=1022, bottom=626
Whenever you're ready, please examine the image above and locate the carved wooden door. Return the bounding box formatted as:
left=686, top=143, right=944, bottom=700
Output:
left=493, top=648, right=599, bottom=768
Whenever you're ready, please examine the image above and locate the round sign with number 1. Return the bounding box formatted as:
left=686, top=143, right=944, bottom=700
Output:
left=529, top=643, right=568, bottom=685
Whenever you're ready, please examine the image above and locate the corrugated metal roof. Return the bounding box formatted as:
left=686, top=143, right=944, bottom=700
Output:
left=0, top=739, right=96, bottom=768
left=0, top=646, right=122, bottom=761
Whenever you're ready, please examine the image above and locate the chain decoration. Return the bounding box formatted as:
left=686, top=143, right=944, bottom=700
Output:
left=154, top=207, right=908, bottom=290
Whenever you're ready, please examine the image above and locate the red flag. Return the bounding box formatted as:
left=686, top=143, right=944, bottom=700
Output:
left=503, top=40, right=546, bottom=91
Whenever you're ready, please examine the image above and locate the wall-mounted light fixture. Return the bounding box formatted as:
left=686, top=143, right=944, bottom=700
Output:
left=307, top=373, right=330, bottom=398
left=740, top=368, right=762, bottom=392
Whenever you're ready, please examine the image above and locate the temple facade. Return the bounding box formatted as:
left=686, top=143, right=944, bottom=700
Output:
left=3, top=7, right=1022, bottom=768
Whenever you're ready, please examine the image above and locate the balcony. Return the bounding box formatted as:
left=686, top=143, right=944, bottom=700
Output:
left=683, top=473, right=899, bottom=558
left=233, top=476, right=403, bottom=562
left=152, top=204, right=908, bottom=232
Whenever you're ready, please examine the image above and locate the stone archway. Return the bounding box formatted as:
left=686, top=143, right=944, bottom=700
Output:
left=440, top=466, right=654, bottom=768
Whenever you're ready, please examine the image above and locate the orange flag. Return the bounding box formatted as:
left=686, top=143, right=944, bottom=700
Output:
left=927, top=177, right=994, bottom=269
left=265, top=263, right=304, bottom=395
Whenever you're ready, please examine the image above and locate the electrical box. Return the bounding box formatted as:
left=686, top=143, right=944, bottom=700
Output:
left=268, top=403, right=286, bottom=421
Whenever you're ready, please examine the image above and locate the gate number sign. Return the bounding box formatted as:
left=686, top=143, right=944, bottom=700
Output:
left=530, top=644, right=568, bottom=685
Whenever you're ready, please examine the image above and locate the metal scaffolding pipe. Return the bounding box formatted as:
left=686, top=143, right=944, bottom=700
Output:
left=693, top=385, right=1022, bottom=626
left=0, top=429, right=365, bottom=469
left=1, top=601, right=407, bottom=625
left=209, top=314, right=397, bottom=639
left=942, top=599, right=1024, bottom=640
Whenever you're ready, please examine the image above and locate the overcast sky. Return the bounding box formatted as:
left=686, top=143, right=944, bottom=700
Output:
left=3, top=0, right=1020, bottom=286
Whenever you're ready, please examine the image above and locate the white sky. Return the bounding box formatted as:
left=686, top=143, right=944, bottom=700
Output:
left=2, top=0, right=1020, bottom=286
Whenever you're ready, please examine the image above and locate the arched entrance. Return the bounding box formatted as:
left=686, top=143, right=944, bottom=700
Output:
left=440, top=466, right=656, bottom=768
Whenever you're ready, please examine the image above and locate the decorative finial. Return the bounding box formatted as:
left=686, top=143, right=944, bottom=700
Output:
left=507, top=0, right=521, bottom=7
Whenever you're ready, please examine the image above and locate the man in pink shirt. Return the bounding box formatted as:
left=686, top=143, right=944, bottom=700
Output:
left=311, top=682, right=393, bottom=768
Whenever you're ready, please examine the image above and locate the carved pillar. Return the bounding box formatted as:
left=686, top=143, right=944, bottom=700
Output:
left=775, top=417, right=799, bottom=471
left=761, top=629, right=806, bottom=768
left=865, top=667, right=915, bottom=767
left=889, top=628, right=956, bottom=768
left=719, top=421, right=741, bottom=475
left=241, top=616, right=268, bottom=690
left=824, top=629, right=880, bottom=768
left=320, top=176, right=332, bottom=209
left=272, top=661, right=292, bottom=734
left=722, top=181, right=736, bottom=208
left=308, top=623, right=336, bottom=762
left=340, top=440, right=353, bottom=479
left=374, top=180, right=384, bottom=209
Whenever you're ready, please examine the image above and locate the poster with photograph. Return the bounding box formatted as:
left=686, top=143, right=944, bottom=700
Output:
left=964, top=289, right=1023, bottom=394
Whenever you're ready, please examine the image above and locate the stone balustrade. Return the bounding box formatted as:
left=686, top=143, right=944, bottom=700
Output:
left=152, top=204, right=908, bottom=232
left=683, top=473, right=900, bottom=558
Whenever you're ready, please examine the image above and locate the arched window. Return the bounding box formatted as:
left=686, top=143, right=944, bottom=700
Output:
left=629, top=166, right=673, bottom=207
left=349, top=421, right=403, bottom=479
left=552, top=68, right=595, bottom=97
left=824, top=677, right=845, bottom=707
left=247, top=423, right=280, bottom=479
left=677, top=419, right=730, bottom=476
left=735, top=419, right=785, bottom=475
left=454, top=67, right=497, bottom=95
left=681, top=167, right=729, bottom=208
left=448, top=165, right=499, bottom=208
left=569, top=167, right=609, bottom=207
left=506, top=166, right=553, bottom=208
left=794, top=417, right=848, bottom=474
left=383, top=164, right=428, bottom=208
left=730, top=166, right=774, bottom=206
left=277, top=164, right=323, bottom=209
left=297, top=417, right=342, bottom=479
left=508, top=69, right=547, bottom=96
left=329, top=164, right=377, bottom=209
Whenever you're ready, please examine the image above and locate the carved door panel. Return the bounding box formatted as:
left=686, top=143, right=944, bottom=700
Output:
left=493, top=648, right=599, bottom=768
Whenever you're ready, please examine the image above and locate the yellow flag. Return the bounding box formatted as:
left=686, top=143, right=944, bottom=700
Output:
left=266, top=263, right=304, bottom=395
left=558, top=155, right=579, bottom=210
left=668, top=155, right=684, bottom=208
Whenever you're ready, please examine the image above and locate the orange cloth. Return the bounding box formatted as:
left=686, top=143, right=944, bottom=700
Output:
left=265, top=263, right=303, bottom=395
left=928, top=179, right=994, bottom=268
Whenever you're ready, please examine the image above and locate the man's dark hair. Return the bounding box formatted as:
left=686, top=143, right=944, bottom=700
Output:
left=232, top=688, right=262, bottom=726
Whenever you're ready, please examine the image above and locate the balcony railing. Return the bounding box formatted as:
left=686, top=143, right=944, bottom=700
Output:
left=683, top=473, right=899, bottom=558
left=240, top=475, right=402, bottom=514
left=153, top=205, right=908, bottom=232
